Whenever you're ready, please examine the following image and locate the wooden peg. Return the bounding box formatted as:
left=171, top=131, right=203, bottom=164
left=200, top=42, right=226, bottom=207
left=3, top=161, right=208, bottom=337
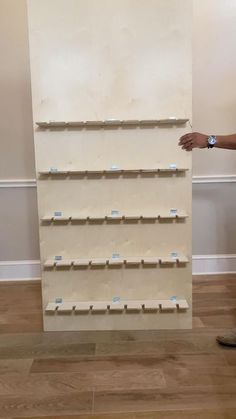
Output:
left=53, top=216, right=70, bottom=222
left=108, top=302, right=125, bottom=312
left=45, top=302, right=58, bottom=313
left=108, top=258, right=124, bottom=266
left=160, top=257, right=176, bottom=266
left=142, top=257, right=159, bottom=266
left=159, top=300, right=176, bottom=311
left=57, top=302, right=74, bottom=313
left=44, top=260, right=55, bottom=268
left=90, top=258, right=107, bottom=267
left=74, top=302, right=90, bottom=313
left=177, top=256, right=189, bottom=264
left=177, top=300, right=189, bottom=310
left=125, top=301, right=142, bottom=312
left=123, top=215, right=140, bottom=221
left=141, top=215, right=157, bottom=221
left=73, top=259, right=90, bottom=267
left=125, top=258, right=141, bottom=266
left=56, top=260, right=72, bottom=268
left=143, top=300, right=159, bottom=311
left=91, top=302, right=108, bottom=313
left=41, top=215, right=53, bottom=222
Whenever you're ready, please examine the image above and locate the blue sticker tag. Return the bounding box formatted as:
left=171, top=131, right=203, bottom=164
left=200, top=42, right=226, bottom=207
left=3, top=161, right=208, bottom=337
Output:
left=54, top=211, right=62, bottom=216
left=170, top=296, right=177, bottom=302
left=55, top=297, right=63, bottom=304
left=111, top=210, right=119, bottom=217
left=170, top=208, right=177, bottom=215
left=112, top=253, right=120, bottom=259
left=169, top=163, right=177, bottom=170
left=171, top=252, right=178, bottom=259
left=110, top=165, right=120, bottom=171
left=112, top=296, right=121, bottom=303
left=50, top=167, right=58, bottom=173
left=55, top=255, right=62, bottom=260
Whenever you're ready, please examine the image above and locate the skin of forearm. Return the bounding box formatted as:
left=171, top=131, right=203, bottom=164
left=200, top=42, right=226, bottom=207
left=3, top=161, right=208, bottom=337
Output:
left=215, top=134, right=236, bottom=149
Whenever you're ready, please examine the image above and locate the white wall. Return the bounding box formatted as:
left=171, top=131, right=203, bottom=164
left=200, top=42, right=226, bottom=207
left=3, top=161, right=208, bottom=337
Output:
left=1, top=0, right=236, bottom=276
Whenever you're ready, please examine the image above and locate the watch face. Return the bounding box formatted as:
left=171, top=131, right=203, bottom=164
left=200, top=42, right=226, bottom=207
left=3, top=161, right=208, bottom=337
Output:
left=208, top=136, right=216, bottom=145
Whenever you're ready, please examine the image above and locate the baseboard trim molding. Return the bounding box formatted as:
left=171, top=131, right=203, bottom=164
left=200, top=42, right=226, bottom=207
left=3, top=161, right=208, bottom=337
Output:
left=0, top=179, right=36, bottom=188
left=0, top=260, right=41, bottom=280
left=192, top=254, right=236, bottom=275
left=192, top=175, right=236, bottom=184
left=1, top=175, right=236, bottom=189
left=0, top=255, right=236, bottom=280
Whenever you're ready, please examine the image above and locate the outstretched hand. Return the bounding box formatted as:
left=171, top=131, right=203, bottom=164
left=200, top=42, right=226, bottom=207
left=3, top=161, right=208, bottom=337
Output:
left=179, top=132, right=208, bottom=151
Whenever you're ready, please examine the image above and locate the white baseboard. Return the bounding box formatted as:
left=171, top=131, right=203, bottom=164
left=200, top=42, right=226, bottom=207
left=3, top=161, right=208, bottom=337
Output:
left=192, top=254, right=236, bottom=275
left=1, top=175, right=236, bottom=189
left=0, top=255, right=236, bottom=281
left=0, top=260, right=41, bottom=281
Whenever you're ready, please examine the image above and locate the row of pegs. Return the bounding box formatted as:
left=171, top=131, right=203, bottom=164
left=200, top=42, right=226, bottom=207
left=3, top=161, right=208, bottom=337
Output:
left=45, top=299, right=189, bottom=314
left=44, top=255, right=189, bottom=268
left=39, top=168, right=188, bottom=176
left=36, top=118, right=189, bottom=129
left=41, top=212, right=188, bottom=223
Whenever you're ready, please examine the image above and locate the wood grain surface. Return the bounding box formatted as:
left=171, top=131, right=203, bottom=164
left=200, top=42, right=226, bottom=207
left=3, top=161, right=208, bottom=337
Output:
left=0, top=274, right=235, bottom=418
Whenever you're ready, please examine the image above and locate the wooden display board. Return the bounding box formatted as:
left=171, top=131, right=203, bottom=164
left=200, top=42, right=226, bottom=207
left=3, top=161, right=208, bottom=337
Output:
left=27, top=0, right=192, bottom=331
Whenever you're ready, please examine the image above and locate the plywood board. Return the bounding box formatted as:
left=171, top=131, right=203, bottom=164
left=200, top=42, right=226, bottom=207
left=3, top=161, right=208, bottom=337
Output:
left=27, top=0, right=192, bottom=331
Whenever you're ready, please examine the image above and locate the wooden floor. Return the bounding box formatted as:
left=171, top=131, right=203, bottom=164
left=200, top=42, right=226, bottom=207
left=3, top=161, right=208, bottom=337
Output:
left=0, top=275, right=235, bottom=419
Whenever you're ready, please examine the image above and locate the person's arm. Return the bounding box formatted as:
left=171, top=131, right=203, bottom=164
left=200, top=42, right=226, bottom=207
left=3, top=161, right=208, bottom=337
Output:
left=179, top=132, right=236, bottom=151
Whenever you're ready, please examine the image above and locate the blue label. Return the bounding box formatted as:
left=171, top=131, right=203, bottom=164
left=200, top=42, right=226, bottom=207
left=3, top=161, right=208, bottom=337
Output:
left=111, top=210, right=119, bottom=216
left=55, top=297, right=63, bottom=304
left=112, top=296, right=121, bottom=303
left=112, top=253, right=120, bottom=259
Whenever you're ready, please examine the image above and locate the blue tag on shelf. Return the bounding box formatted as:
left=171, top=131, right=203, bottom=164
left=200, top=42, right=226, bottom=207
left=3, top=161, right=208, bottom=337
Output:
left=169, top=163, right=177, bottom=170
left=112, top=253, right=120, bottom=259
left=112, top=296, right=121, bottom=303
left=111, top=209, right=119, bottom=217
left=54, top=211, right=62, bottom=216
left=55, top=255, right=62, bottom=261
left=110, top=165, right=120, bottom=171
left=55, top=297, right=63, bottom=304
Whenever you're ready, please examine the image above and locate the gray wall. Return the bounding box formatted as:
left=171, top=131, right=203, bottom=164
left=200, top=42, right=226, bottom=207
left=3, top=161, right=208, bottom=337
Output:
left=1, top=0, right=236, bottom=263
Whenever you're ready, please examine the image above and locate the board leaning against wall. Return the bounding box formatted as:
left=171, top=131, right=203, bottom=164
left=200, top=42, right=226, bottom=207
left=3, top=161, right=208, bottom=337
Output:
left=27, top=0, right=192, bottom=331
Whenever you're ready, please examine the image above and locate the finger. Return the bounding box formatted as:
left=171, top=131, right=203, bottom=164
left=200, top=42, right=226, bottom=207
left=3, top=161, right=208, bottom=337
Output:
left=182, top=145, right=193, bottom=152
left=180, top=133, right=192, bottom=140
left=182, top=141, right=194, bottom=150
left=179, top=134, right=192, bottom=145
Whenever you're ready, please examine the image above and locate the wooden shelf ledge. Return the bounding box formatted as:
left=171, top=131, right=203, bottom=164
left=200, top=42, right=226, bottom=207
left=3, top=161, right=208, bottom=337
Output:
left=44, top=256, right=189, bottom=269
left=36, top=118, right=189, bottom=129
left=45, top=299, right=190, bottom=314
left=38, top=168, right=189, bottom=177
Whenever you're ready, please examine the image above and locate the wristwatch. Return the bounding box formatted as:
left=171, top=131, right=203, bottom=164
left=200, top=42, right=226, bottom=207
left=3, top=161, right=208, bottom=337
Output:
left=207, top=135, right=217, bottom=148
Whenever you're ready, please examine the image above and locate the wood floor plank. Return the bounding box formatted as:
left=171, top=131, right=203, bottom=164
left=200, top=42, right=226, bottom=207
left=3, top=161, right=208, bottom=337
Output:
left=10, top=408, right=236, bottom=419
left=0, top=369, right=165, bottom=394
left=0, top=392, right=92, bottom=418
left=93, top=387, right=236, bottom=413
left=223, top=351, right=236, bottom=366
left=30, top=352, right=228, bottom=374
left=0, top=359, right=33, bottom=374
left=0, top=275, right=235, bottom=418
left=0, top=342, right=95, bottom=359
left=163, top=366, right=236, bottom=387
left=95, top=334, right=227, bottom=355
